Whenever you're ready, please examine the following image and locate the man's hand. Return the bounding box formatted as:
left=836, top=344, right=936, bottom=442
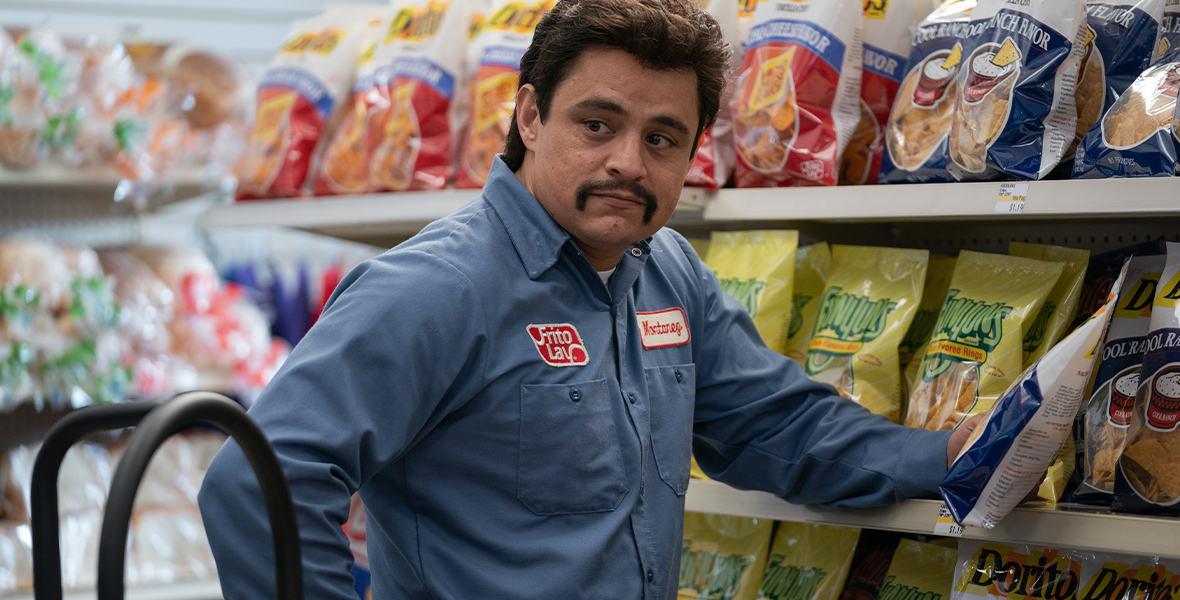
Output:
left=946, top=414, right=985, bottom=469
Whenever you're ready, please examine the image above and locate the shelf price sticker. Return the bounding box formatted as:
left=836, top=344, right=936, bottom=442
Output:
left=934, top=502, right=965, bottom=537
left=994, top=182, right=1029, bottom=214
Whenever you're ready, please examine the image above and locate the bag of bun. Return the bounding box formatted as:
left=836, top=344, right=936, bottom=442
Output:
left=733, top=0, right=863, bottom=187
left=946, top=0, right=1087, bottom=181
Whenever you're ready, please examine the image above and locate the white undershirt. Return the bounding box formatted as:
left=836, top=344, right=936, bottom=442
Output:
left=597, top=267, right=616, bottom=286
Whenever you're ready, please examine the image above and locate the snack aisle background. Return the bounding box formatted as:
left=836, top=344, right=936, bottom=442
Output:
left=5, top=1, right=1180, bottom=600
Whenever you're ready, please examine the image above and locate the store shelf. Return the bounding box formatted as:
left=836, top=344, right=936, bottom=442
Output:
left=686, top=479, right=1180, bottom=558
left=3, top=579, right=222, bottom=600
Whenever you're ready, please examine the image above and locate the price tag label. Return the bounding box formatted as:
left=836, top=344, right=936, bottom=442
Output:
left=995, top=182, right=1029, bottom=214
left=934, top=503, right=965, bottom=537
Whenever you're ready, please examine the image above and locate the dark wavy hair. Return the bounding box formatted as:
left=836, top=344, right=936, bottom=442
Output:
left=502, top=0, right=730, bottom=171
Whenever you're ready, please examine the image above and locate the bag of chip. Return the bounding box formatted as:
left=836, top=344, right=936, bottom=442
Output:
left=705, top=231, right=799, bottom=354
left=804, top=245, right=929, bottom=423
left=454, top=0, right=553, bottom=188
left=733, top=0, right=864, bottom=187
left=1078, top=551, right=1180, bottom=600
left=685, top=0, right=740, bottom=190
left=1072, top=255, right=1165, bottom=504
left=757, top=523, right=860, bottom=600
left=952, top=540, right=1084, bottom=600
left=1114, top=243, right=1180, bottom=515
left=1009, top=243, right=1090, bottom=369
left=946, top=0, right=1088, bottom=180
left=878, top=539, right=957, bottom=600
left=838, top=530, right=901, bottom=600
left=839, top=0, right=914, bottom=185
left=784, top=242, right=832, bottom=366
left=900, top=255, right=957, bottom=376
left=1072, top=49, right=1180, bottom=178
left=679, top=512, right=774, bottom=600
left=1154, top=2, right=1180, bottom=60
left=236, top=6, right=383, bottom=200
left=1075, top=239, right=1165, bottom=329
left=906, top=251, right=1063, bottom=432
left=941, top=263, right=1126, bottom=528
left=370, top=0, right=471, bottom=192
left=880, top=0, right=976, bottom=184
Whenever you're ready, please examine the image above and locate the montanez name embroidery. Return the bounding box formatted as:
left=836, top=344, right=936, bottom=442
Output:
left=678, top=544, right=754, bottom=600
left=759, top=559, right=828, bottom=600
left=719, top=277, right=767, bottom=317
left=805, top=286, right=897, bottom=375
left=1022, top=300, right=1056, bottom=357
left=922, top=290, right=1011, bottom=381
left=879, top=575, right=943, bottom=600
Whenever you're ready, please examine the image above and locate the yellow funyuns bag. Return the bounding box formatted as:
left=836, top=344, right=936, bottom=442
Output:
left=757, top=522, right=860, bottom=600
left=879, top=539, right=957, bottom=600
left=900, top=255, right=957, bottom=405
left=784, top=243, right=832, bottom=366
left=680, top=512, right=775, bottom=600
left=706, top=231, right=800, bottom=354
left=1008, top=242, right=1090, bottom=369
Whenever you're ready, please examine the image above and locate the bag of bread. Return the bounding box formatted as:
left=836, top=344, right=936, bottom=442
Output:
left=1072, top=255, right=1165, bottom=504
left=906, top=251, right=1062, bottom=432
left=733, top=0, right=864, bottom=187
left=880, top=0, right=975, bottom=184
left=679, top=513, right=774, bottom=600
left=757, top=523, right=860, bottom=600
left=1072, top=49, right=1180, bottom=178
left=840, top=0, right=914, bottom=185
left=941, top=263, right=1125, bottom=528
left=705, top=231, right=799, bottom=353
left=803, top=245, right=929, bottom=423
left=784, top=242, right=832, bottom=366
left=946, top=0, right=1088, bottom=180
left=370, top=0, right=471, bottom=192
left=952, top=540, right=1084, bottom=600
left=455, top=0, right=553, bottom=188
left=685, top=0, right=741, bottom=190
left=879, top=540, right=957, bottom=600
left=1010, top=243, right=1090, bottom=368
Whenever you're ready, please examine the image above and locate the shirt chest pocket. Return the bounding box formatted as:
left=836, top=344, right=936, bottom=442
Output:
left=645, top=364, right=695, bottom=496
left=518, top=379, right=628, bottom=515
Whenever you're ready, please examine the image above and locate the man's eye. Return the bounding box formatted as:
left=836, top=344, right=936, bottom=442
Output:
left=585, top=121, right=606, bottom=133
left=648, top=134, right=674, bottom=148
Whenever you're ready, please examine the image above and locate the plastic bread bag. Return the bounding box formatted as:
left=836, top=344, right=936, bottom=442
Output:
left=733, top=0, right=864, bottom=187
left=840, top=0, right=915, bottom=185
left=685, top=0, right=740, bottom=190
left=0, top=28, right=54, bottom=171
left=1009, top=243, right=1090, bottom=369
left=952, top=539, right=1084, bottom=600
left=679, top=512, right=774, bottom=600
left=455, top=0, right=554, bottom=188
left=947, top=0, right=1088, bottom=181
left=906, top=251, right=1062, bottom=433
left=1113, top=243, right=1180, bottom=515
left=1072, top=255, right=1165, bottom=504
left=705, top=230, right=799, bottom=354
left=940, top=262, right=1126, bottom=528
left=757, top=523, right=860, bottom=600
left=880, top=0, right=975, bottom=184
left=803, top=245, right=929, bottom=423
left=879, top=539, right=956, bottom=600
left=784, top=242, right=832, bottom=366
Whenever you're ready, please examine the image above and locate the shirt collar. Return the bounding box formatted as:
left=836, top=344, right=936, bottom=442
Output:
left=483, top=155, right=575, bottom=280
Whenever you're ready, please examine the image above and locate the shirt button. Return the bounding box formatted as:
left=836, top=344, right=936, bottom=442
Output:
left=628, top=393, right=636, bottom=404
left=631, top=248, right=642, bottom=257
left=647, top=568, right=654, bottom=582
left=674, top=369, right=683, bottom=383
left=569, top=389, right=581, bottom=402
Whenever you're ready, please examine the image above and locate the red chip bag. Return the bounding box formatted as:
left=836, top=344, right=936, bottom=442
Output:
left=685, top=0, right=740, bottom=190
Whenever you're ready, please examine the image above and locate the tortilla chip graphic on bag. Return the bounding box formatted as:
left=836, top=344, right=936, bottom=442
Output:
left=942, top=45, right=962, bottom=70
left=992, top=38, right=1021, bottom=68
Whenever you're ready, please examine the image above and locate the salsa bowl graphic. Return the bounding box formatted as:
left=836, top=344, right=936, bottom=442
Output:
left=1108, top=367, right=1140, bottom=427
left=1147, top=365, right=1180, bottom=431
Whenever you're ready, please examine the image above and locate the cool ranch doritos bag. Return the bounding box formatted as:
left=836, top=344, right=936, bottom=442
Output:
left=455, top=0, right=552, bottom=188
left=1154, top=1, right=1180, bottom=61
left=686, top=0, right=741, bottom=190
left=237, top=6, right=383, bottom=200
left=785, top=242, right=832, bottom=366
left=803, top=245, right=928, bottom=423
left=947, top=0, right=1088, bottom=181
left=840, top=0, right=914, bottom=185
left=734, top=0, right=863, bottom=187
left=757, top=523, right=860, bottom=600
left=880, top=0, right=975, bottom=184
left=679, top=513, right=774, bottom=600
left=705, top=231, right=799, bottom=354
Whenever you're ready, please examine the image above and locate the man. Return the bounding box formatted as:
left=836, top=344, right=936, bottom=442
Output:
left=199, top=0, right=973, bottom=597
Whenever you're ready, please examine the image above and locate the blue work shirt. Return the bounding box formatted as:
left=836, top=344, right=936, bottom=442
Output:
left=198, top=157, right=953, bottom=600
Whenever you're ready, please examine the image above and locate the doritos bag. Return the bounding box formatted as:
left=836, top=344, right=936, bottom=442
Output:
left=236, top=6, right=383, bottom=200
left=941, top=263, right=1125, bottom=528
left=679, top=513, right=775, bottom=600
left=1078, top=551, right=1180, bottom=600
left=952, top=540, right=1083, bottom=600
left=1074, top=239, right=1165, bottom=329
left=1114, top=243, right=1180, bottom=515
left=784, top=242, right=832, bottom=366
left=686, top=0, right=741, bottom=190
left=879, top=540, right=957, bottom=600
left=840, top=0, right=914, bottom=185
left=803, top=245, right=929, bottom=423
left=1072, top=49, right=1180, bottom=178
left=706, top=231, right=799, bottom=354
left=1074, top=255, right=1165, bottom=504
left=370, top=0, right=471, bottom=192
left=454, top=0, right=552, bottom=188
left=757, top=523, right=860, bottom=600
left=880, top=0, right=975, bottom=184
left=734, top=0, right=864, bottom=187
left=1009, top=243, right=1090, bottom=368
left=946, top=0, right=1088, bottom=181
left=906, top=251, right=1062, bottom=432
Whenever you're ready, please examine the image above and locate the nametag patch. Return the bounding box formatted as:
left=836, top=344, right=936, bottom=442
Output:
left=636, top=308, right=690, bottom=349
left=526, top=323, right=589, bottom=366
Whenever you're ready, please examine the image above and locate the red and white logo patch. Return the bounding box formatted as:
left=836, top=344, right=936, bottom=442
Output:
left=527, top=323, right=589, bottom=366
left=636, top=308, right=690, bottom=349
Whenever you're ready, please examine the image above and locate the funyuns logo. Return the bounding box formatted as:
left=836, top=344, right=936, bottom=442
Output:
left=719, top=277, right=767, bottom=317
left=526, top=324, right=589, bottom=366
left=759, top=558, right=829, bottom=600
left=1022, top=300, right=1056, bottom=359
left=679, top=544, right=755, bottom=600
left=922, top=289, right=1011, bottom=381
left=804, top=286, right=897, bottom=375
left=788, top=293, right=813, bottom=338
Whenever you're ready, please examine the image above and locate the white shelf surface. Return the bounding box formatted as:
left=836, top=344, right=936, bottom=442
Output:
left=3, top=580, right=221, bottom=600
left=686, top=479, right=1180, bottom=558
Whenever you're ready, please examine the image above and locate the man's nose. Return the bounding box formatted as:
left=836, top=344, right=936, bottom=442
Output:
left=605, top=134, right=647, bottom=181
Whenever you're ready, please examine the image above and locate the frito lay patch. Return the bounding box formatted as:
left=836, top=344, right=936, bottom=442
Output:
left=784, top=242, right=832, bottom=366
left=705, top=231, right=799, bottom=355
left=757, top=523, right=860, bottom=600
left=679, top=513, right=774, bottom=600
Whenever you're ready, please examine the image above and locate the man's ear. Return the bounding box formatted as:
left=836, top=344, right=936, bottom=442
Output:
left=516, top=83, right=541, bottom=150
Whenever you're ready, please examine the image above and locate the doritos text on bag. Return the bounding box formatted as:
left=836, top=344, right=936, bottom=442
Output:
left=705, top=231, right=799, bottom=354
left=952, top=540, right=1083, bottom=600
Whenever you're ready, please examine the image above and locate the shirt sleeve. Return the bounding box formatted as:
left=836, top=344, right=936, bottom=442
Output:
left=197, top=251, right=488, bottom=600
left=681, top=238, right=953, bottom=509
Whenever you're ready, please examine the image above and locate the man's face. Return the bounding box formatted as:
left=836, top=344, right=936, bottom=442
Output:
left=514, top=47, right=700, bottom=270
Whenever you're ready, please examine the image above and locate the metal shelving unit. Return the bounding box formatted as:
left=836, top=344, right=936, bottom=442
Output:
left=3, top=580, right=222, bottom=600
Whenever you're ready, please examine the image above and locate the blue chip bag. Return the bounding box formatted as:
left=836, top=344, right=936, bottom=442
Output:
left=946, top=0, right=1088, bottom=181
left=941, top=261, right=1126, bottom=528
left=1154, top=1, right=1180, bottom=60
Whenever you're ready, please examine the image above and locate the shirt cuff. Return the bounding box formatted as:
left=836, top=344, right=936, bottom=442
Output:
left=892, top=427, right=955, bottom=500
